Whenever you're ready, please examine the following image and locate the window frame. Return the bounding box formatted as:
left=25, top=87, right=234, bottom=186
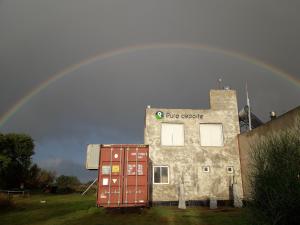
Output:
left=160, top=123, right=185, bottom=147
left=199, top=123, right=224, bottom=147
left=202, top=166, right=210, bottom=173
left=153, top=166, right=169, bottom=184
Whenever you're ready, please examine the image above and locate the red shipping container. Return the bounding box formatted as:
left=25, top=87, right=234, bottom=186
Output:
left=97, top=144, right=149, bottom=208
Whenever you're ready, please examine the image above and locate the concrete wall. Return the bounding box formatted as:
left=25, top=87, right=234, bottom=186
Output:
left=238, top=106, right=300, bottom=199
left=144, top=90, right=243, bottom=202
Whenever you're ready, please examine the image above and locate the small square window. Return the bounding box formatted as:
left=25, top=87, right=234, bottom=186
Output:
left=227, top=166, right=234, bottom=174
left=202, top=166, right=210, bottom=173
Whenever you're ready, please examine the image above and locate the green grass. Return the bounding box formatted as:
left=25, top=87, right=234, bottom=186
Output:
left=0, top=194, right=249, bottom=225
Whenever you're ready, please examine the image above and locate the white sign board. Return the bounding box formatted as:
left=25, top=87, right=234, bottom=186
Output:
left=86, top=144, right=100, bottom=170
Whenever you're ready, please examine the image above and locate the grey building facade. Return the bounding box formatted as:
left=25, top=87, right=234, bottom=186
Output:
left=144, top=89, right=243, bottom=202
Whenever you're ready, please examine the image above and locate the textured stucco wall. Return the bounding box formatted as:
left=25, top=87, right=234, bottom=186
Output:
left=238, top=106, right=300, bottom=199
left=144, top=90, right=243, bottom=202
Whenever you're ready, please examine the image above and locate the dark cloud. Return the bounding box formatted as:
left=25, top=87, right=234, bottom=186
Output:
left=0, top=0, right=299, bottom=181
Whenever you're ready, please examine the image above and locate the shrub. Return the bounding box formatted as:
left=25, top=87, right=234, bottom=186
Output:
left=248, top=120, right=300, bottom=225
left=0, top=193, right=13, bottom=209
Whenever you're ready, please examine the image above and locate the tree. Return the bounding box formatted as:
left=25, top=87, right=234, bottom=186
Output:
left=26, top=163, right=41, bottom=188
left=37, top=169, right=56, bottom=189
left=0, top=133, right=34, bottom=188
left=56, top=175, right=80, bottom=193
left=0, top=134, right=11, bottom=171
left=248, top=119, right=300, bottom=225
left=27, top=164, right=56, bottom=189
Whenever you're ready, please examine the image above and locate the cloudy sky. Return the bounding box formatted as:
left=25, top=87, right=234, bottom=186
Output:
left=0, top=0, right=299, bottom=182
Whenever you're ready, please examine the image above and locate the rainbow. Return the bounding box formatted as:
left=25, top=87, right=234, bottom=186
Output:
left=0, top=43, right=299, bottom=128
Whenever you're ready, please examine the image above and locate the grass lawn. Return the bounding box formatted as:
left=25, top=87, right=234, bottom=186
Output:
left=0, top=194, right=249, bottom=225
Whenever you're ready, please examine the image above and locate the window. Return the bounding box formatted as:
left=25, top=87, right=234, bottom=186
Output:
left=200, top=123, right=224, bottom=146
left=227, top=166, right=234, bottom=174
left=161, top=123, right=184, bottom=146
left=153, top=166, right=169, bottom=184
left=202, top=166, right=210, bottom=173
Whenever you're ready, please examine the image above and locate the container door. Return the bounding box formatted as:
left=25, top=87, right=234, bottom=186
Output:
left=123, top=146, right=148, bottom=206
left=97, top=146, right=124, bottom=207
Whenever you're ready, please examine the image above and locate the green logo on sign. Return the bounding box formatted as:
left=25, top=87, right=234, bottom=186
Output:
left=155, top=111, right=164, bottom=120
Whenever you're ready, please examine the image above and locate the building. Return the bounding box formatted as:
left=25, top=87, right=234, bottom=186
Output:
left=238, top=106, right=300, bottom=199
left=86, top=88, right=299, bottom=205
left=144, top=89, right=244, bottom=203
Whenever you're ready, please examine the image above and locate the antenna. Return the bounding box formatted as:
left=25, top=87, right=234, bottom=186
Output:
left=246, top=82, right=252, bottom=130
left=218, top=78, right=222, bottom=89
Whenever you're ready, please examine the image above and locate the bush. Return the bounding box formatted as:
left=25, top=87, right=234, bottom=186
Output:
left=0, top=193, right=13, bottom=209
left=248, top=120, right=300, bottom=225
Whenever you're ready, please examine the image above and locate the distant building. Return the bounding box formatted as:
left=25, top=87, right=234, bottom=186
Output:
left=144, top=90, right=243, bottom=202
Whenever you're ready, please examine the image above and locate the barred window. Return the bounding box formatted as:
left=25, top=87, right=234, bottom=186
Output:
left=153, top=166, right=169, bottom=184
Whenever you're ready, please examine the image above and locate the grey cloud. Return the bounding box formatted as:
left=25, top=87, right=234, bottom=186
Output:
left=0, top=0, right=299, bottom=179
